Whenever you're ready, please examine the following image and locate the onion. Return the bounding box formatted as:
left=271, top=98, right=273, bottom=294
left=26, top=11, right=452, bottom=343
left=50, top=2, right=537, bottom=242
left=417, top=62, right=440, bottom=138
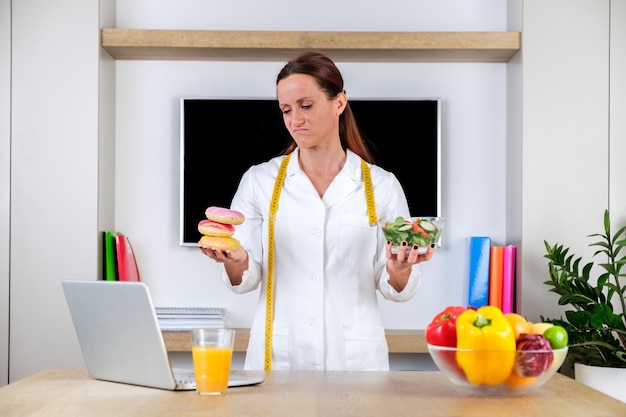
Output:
left=514, top=333, right=554, bottom=377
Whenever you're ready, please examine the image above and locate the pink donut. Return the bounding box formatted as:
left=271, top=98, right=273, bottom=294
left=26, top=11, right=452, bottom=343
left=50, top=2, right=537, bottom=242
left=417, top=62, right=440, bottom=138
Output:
left=199, top=236, right=241, bottom=252
left=198, top=219, right=235, bottom=237
left=205, top=206, right=245, bottom=225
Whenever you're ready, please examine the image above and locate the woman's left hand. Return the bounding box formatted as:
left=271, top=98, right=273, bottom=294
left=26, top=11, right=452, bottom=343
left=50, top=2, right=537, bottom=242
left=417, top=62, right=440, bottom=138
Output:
left=386, top=242, right=435, bottom=267
left=385, top=242, right=435, bottom=292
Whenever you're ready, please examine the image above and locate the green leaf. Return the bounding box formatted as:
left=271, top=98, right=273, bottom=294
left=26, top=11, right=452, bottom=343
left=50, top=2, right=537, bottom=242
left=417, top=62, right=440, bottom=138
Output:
left=541, top=210, right=626, bottom=367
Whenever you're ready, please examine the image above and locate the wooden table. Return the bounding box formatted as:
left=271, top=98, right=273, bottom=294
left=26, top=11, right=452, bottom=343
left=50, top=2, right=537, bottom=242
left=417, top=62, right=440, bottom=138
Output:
left=163, top=328, right=428, bottom=353
left=1, top=369, right=625, bottom=416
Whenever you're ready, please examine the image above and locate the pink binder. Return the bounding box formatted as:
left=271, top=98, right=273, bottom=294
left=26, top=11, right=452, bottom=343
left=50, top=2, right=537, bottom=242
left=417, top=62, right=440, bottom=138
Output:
left=501, top=245, right=517, bottom=314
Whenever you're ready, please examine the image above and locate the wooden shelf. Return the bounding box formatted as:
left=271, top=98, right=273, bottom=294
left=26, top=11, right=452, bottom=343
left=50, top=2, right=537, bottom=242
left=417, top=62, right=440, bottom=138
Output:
left=163, top=328, right=427, bottom=353
left=101, top=29, right=520, bottom=63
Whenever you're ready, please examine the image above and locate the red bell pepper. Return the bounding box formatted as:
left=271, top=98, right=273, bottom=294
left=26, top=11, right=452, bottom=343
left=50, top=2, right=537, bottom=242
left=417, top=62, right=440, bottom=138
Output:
left=426, top=306, right=470, bottom=381
left=425, top=306, right=468, bottom=347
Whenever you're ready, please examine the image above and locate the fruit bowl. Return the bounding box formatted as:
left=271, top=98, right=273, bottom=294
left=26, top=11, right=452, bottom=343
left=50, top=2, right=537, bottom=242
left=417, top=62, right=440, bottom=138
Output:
left=381, top=216, right=445, bottom=255
left=427, top=344, right=568, bottom=396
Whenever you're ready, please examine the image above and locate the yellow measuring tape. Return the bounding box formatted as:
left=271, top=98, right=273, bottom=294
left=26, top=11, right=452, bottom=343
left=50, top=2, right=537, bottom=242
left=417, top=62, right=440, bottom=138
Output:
left=361, top=158, right=378, bottom=227
left=264, top=153, right=292, bottom=370
left=263, top=153, right=377, bottom=370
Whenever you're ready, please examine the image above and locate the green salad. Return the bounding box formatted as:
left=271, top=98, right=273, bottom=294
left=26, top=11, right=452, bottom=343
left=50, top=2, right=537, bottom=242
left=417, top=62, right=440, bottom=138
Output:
left=382, top=217, right=443, bottom=247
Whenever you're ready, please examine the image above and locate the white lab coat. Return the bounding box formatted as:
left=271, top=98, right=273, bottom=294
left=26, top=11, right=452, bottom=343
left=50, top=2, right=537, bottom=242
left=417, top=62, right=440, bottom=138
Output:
left=220, top=149, right=422, bottom=371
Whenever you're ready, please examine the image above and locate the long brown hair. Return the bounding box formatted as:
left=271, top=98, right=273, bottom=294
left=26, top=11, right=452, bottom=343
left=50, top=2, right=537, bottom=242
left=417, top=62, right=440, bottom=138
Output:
left=276, top=50, right=374, bottom=163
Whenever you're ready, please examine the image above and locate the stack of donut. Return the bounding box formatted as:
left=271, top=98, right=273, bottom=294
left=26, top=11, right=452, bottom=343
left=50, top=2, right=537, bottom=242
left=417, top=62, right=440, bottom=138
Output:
left=198, top=206, right=245, bottom=252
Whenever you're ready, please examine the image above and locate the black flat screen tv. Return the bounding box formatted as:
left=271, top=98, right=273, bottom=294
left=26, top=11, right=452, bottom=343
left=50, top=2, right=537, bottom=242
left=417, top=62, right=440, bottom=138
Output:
left=180, top=97, right=441, bottom=246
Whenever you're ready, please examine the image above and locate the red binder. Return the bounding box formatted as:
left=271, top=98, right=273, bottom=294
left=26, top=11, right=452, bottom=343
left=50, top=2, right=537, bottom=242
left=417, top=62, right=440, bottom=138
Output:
left=115, top=234, right=141, bottom=282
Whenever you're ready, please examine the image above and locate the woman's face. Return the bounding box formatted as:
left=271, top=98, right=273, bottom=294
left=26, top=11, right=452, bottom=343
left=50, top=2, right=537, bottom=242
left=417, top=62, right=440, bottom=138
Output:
left=276, top=73, right=346, bottom=150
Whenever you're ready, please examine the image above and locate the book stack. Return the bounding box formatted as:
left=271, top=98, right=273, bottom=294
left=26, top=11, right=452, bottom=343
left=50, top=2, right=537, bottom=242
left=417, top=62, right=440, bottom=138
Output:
left=155, top=307, right=229, bottom=331
left=467, top=236, right=517, bottom=313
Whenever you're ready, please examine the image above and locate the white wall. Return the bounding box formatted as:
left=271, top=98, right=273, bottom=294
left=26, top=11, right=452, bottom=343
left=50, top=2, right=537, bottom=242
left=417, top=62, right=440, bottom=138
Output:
left=505, top=0, right=523, bottom=258
left=0, top=0, right=11, bottom=387
left=611, top=1, right=626, bottom=216
left=8, top=0, right=116, bottom=383
left=520, top=0, right=614, bottom=320
left=113, top=1, right=510, bottom=331
left=116, top=0, right=508, bottom=31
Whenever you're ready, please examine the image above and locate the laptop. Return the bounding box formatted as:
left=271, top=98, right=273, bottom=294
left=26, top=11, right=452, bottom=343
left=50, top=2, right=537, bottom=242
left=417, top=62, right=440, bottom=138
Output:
left=62, top=280, right=264, bottom=390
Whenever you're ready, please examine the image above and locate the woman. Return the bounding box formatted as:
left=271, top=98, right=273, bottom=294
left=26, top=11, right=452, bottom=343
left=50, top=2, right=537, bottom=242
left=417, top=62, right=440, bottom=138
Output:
left=200, top=50, right=435, bottom=371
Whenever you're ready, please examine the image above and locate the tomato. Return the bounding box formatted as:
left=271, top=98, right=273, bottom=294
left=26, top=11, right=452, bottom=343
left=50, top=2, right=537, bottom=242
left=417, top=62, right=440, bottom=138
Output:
left=543, top=325, right=568, bottom=349
left=412, top=220, right=424, bottom=234
left=504, top=313, right=531, bottom=341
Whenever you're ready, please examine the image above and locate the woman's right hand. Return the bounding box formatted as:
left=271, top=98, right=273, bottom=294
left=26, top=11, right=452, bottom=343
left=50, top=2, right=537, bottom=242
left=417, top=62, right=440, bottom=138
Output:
left=200, top=246, right=249, bottom=286
left=200, top=245, right=247, bottom=264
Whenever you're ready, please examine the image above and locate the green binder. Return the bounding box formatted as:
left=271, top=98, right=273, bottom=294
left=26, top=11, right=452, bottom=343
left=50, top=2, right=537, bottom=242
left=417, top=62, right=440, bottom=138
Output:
left=104, top=231, right=119, bottom=281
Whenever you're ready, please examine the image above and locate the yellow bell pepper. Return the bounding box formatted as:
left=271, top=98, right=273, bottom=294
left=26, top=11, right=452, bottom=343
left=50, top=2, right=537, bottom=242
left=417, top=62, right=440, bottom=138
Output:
left=455, top=306, right=516, bottom=386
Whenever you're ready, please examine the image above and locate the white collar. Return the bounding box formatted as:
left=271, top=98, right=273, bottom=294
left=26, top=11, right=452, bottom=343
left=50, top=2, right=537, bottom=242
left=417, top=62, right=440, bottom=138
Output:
left=285, top=147, right=362, bottom=181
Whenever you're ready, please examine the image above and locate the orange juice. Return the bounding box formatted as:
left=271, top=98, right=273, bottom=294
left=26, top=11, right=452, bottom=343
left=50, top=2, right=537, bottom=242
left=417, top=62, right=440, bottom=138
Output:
left=192, top=345, right=233, bottom=394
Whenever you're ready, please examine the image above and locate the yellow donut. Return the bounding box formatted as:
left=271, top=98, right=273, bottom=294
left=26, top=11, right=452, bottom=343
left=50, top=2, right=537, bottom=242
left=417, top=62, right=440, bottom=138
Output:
left=198, top=236, right=241, bottom=252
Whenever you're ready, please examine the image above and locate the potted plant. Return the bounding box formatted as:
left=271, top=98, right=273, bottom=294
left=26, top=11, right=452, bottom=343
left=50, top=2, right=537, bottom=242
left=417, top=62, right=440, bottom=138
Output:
left=541, top=209, right=626, bottom=401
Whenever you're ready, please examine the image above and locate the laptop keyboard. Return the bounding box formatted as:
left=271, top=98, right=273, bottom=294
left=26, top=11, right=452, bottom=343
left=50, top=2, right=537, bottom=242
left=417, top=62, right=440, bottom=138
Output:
left=174, top=371, right=196, bottom=390
left=173, top=371, right=265, bottom=390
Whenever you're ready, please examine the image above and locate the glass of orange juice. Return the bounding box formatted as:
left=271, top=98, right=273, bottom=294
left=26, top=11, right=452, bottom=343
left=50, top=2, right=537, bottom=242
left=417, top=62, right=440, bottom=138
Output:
left=191, top=328, right=235, bottom=395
